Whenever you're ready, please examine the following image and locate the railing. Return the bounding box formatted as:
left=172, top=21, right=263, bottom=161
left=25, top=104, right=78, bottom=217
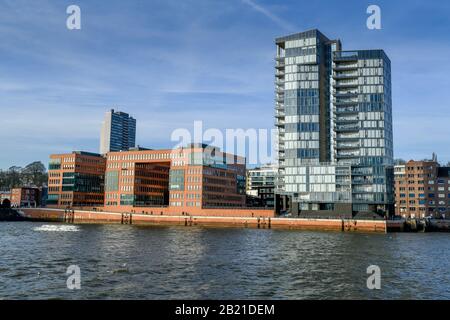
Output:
left=334, top=81, right=358, bottom=87
left=337, top=143, right=360, bottom=149
left=337, top=151, right=359, bottom=157
left=336, top=124, right=359, bottom=131
left=333, top=90, right=358, bottom=96
left=333, top=72, right=358, bottom=79
left=333, top=64, right=358, bottom=70
left=334, top=51, right=359, bottom=61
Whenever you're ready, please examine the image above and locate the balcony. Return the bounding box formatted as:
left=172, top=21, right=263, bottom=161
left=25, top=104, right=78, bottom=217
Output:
left=333, top=91, right=358, bottom=97
left=334, top=82, right=358, bottom=88
left=333, top=64, right=358, bottom=71
left=336, top=124, right=359, bottom=132
left=337, top=142, right=360, bottom=149
left=334, top=51, right=358, bottom=62
left=336, top=116, right=359, bottom=122
left=275, top=111, right=285, bottom=118
left=335, top=106, right=359, bottom=114
left=333, top=72, right=358, bottom=80
left=275, top=61, right=285, bottom=69
left=333, top=99, right=359, bottom=105
left=336, top=135, right=360, bottom=141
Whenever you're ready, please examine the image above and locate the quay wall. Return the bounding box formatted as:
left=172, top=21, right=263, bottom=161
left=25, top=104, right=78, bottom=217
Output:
left=19, top=208, right=387, bottom=233
left=46, top=205, right=275, bottom=218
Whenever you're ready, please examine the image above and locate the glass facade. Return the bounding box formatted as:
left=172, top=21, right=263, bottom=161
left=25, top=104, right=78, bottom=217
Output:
left=61, top=172, right=104, bottom=193
left=169, top=169, right=185, bottom=191
left=100, top=109, right=136, bottom=154
left=275, top=29, right=394, bottom=217
left=333, top=50, right=393, bottom=212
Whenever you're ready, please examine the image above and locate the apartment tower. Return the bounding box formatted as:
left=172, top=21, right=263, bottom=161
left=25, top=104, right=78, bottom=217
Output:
left=275, top=29, right=394, bottom=218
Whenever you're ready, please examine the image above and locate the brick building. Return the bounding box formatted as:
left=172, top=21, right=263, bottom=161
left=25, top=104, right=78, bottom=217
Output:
left=104, top=144, right=246, bottom=213
left=47, top=151, right=106, bottom=208
left=10, top=187, right=40, bottom=207
left=394, top=159, right=450, bottom=218
left=48, top=145, right=247, bottom=214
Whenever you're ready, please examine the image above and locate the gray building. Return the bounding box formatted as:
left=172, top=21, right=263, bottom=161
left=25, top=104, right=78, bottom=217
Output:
left=274, top=29, right=394, bottom=218
left=100, top=109, right=136, bottom=154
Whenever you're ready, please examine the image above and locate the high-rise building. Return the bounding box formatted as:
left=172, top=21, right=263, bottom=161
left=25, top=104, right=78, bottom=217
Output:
left=100, top=109, right=136, bottom=154
left=275, top=29, right=394, bottom=218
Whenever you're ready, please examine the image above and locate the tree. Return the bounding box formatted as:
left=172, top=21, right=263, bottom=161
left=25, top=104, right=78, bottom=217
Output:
left=21, top=161, right=47, bottom=186
left=0, top=161, right=48, bottom=190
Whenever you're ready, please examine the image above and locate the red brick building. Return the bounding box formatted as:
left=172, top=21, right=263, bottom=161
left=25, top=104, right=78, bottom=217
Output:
left=104, top=144, right=246, bottom=214
left=47, top=151, right=106, bottom=208
left=48, top=145, right=248, bottom=215
left=10, top=187, right=40, bottom=207
left=395, top=159, right=450, bottom=218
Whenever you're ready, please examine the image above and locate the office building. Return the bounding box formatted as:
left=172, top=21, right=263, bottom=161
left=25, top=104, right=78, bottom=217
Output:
left=100, top=109, right=136, bottom=154
left=104, top=144, right=246, bottom=212
left=47, top=145, right=247, bottom=214
left=47, top=151, right=106, bottom=207
left=274, top=29, right=394, bottom=217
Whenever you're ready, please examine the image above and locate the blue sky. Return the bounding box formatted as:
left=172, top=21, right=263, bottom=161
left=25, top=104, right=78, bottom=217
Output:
left=0, top=0, right=450, bottom=169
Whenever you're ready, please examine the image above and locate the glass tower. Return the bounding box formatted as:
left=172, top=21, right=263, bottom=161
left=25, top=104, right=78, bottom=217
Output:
left=275, top=29, right=394, bottom=217
left=100, top=109, right=136, bottom=154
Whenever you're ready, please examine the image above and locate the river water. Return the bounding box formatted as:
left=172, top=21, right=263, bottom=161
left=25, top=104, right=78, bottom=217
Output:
left=0, top=222, right=449, bottom=299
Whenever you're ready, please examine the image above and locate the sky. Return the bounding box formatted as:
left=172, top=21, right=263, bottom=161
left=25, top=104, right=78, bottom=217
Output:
left=0, top=0, right=450, bottom=169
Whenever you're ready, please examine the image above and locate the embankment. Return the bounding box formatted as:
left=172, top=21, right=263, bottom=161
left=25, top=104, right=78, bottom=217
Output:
left=18, top=208, right=387, bottom=233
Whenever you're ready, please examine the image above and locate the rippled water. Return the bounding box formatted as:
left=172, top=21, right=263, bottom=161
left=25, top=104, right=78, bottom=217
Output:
left=0, top=222, right=449, bottom=299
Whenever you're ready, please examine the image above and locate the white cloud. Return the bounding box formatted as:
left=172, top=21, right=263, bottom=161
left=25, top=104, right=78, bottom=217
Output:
left=241, top=0, right=296, bottom=31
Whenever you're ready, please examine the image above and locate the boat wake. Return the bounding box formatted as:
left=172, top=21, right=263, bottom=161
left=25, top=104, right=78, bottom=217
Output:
left=34, top=225, right=80, bottom=232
